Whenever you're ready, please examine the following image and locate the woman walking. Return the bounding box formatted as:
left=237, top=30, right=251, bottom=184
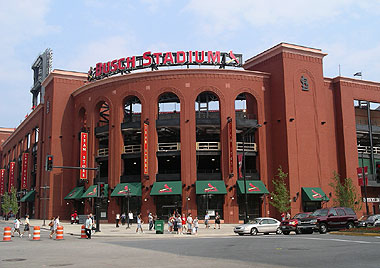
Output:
left=136, top=214, right=144, bottom=233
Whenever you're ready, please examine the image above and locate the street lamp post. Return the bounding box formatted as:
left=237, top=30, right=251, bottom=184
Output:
left=126, top=190, right=131, bottom=229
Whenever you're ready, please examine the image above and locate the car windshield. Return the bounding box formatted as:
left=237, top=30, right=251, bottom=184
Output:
left=248, top=219, right=260, bottom=224
left=293, top=213, right=310, bottom=219
left=312, top=209, right=328, bottom=216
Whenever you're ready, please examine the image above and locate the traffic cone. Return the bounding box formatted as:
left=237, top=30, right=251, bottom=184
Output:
left=3, top=227, right=12, bottom=242
left=81, top=225, right=87, bottom=239
left=56, top=226, right=64, bottom=240
left=33, top=226, right=40, bottom=241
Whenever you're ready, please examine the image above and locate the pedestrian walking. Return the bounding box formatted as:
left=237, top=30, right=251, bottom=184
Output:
left=116, top=213, right=120, bottom=227
left=85, top=214, right=93, bottom=239
left=187, top=213, right=193, bottom=234
left=49, top=217, right=55, bottom=239
left=136, top=214, right=144, bottom=233
left=121, top=213, right=126, bottom=225
left=182, top=213, right=187, bottom=233
left=12, top=217, right=21, bottom=237
left=128, top=211, right=133, bottom=226
left=214, top=212, right=221, bottom=229
left=193, top=217, right=199, bottom=235
left=148, top=213, right=153, bottom=231
left=205, top=212, right=210, bottom=228
left=168, top=214, right=174, bottom=233
left=176, top=214, right=182, bottom=234
left=281, top=212, right=285, bottom=221
left=21, top=215, right=31, bottom=238
left=286, top=212, right=291, bottom=220
left=54, top=216, right=60, bottom=234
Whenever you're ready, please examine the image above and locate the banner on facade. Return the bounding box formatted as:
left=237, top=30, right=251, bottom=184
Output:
left=228, top=119, right=233, bottom=176
left=80, top=132, right=88, bottom=180
left=238, top=154, right=243, bottom=179
left=0, top=169, right=5, bottom=195
left=143, top=123, right=148, bottom=176
left=21, top=153, right=29, bottom=189
left=357, top=166, right=368, bottom=186
left=8, top=162, right=15, bottom=192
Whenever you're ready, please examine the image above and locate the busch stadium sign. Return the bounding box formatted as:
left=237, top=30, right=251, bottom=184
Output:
left=88, top=50, right=242, bottom=81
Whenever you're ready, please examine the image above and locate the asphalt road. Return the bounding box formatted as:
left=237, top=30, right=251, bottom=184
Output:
left=1, top=221, right=380, bottom=268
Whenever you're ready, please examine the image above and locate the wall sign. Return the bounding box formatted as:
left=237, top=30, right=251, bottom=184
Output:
left=228, top=119, right=233, bottom=177
left=80, top=132, right=88, bottom=180
left=88, top=50, right=243, bottom=81
left=0, top=169, right=5, bottom=195
left=8, top=162, right=15, bottom=192
left=21, top=153, right=29, bottom=189
left=143, top=123, right=149, bottom=176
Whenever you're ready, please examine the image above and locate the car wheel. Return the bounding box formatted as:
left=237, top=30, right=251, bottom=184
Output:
left=319, top=223, right=327, bottom=234
left=295, top=227, right=301, bottom=234
left=347, top=222, right=355, bottom=229
left=250, top=228, right=258, bottom=236
left=238, top=233, right=244, bottom=236
left=276, top=227, right=282, bottom=235
left=283, top=231, right=290, bottom=235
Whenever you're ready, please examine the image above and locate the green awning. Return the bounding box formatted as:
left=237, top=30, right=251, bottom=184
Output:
left=150, top=181, right=182, bottom=195
left=82, top=184, right=109, bottom=198
left=195, top=181, right=227, bottom=194
left=302, top=187, right=329, bottom=202
left=237, top=180, right=269, bottom=194
left=20, top=190, right=35, bottom=202
left=111, top=183, right=142, bottom=197
left=64, top=186, right=84, bottom=200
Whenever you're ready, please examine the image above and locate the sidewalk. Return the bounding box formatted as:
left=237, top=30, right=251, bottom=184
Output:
left=1, top=219, right=237, bottom=238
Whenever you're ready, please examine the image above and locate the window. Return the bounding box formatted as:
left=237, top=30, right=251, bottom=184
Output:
left=345, top=207, right=356, bottom=215
left=268, top=219, right=277, bottom=224
left=329, top=208, right=338, bottom=216
left=336, top=209, right=346, bottom=216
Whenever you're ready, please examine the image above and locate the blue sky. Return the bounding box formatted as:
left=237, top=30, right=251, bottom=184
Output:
left=1, top=0, right=380, bottom=127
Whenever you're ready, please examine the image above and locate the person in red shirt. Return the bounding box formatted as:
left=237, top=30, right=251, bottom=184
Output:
left=182, top=213, right=187, bottom=233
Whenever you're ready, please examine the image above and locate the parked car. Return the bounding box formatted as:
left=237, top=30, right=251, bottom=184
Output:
left=234, top=217, right=282, bottom=236
left=280, top=212, right=312, bottom=235
left=358, top=214, right=380, bottom=227
left=297, top=207, right=358, bottom=234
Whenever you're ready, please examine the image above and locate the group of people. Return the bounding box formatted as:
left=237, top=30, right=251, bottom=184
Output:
left=11, top=215, right=31, bottom=238
left=115, top=211, right=134, bottom=227
left=167, top=213, right=199, bottom=235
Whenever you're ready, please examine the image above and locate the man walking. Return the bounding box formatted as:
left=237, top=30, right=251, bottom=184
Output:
left=21, top=215, right=31, bottom=238
left=148, top=213, right=153, bottom=231
left=85, top=214, right=93, bottom=239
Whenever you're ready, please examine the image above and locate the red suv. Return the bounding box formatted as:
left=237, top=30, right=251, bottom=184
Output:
left=298, top=207, right=358, bottom=234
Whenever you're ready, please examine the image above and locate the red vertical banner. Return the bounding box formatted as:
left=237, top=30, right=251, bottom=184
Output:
left=228, top=119, right=234, bottom=176
left=143, top=123, right=149, bottom=176
left=0, top=169, right=5, bottom=195
left=80, top=132, right=88, bottom=180
left=238, top=154, right=243, bottom=179
left=8, top=162, right=15, bottom=192
left=357, top=166, right=368, bottom=186
left=21, top=153, right=29, bottom=189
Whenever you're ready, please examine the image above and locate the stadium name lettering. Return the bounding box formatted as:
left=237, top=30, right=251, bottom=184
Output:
left=88, top=50, right=242, bottom=81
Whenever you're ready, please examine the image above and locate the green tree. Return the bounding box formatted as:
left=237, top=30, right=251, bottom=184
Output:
left=329, top=171, right=362, bottom=211
left=1, top=191, right=11, bottom=216
left=269, top=166, right=291, bottom=214
left=9, top=187, right=19, bottom=216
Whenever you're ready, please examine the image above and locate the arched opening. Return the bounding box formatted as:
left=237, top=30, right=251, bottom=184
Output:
left=195, top=91, right=223, bottom=220
left=234, top=92, right=261, bottom=220
left=155, top=92, right=181, bottom=218
left=94, top=101, right=110, bottom=183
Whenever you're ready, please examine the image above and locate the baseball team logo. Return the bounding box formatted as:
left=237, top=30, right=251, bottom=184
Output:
left=159, top=184, right=172, bottom=193
left=204, top=183, right=218, bottom=193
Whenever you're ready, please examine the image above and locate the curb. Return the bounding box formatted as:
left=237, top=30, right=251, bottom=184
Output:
left=330, top=231, right=380, bottom=237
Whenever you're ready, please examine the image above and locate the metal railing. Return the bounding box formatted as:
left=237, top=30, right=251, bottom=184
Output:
left=357, top=145, right=380, bottom=155
left=97, top=148, right=108, bottom=156
left=236, top=142, right=257, bottom=152
left=158, top=142, right=181, bottom=151
left=196, top=142, right=221, bottom=150
left=124, top=145, right=142, bottom=154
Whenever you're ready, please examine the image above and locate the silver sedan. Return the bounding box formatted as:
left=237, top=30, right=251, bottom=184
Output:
left=234, top=217, right=282, bottom=236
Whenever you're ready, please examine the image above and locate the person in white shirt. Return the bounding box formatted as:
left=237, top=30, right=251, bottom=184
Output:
left=116, top=213, right=120, bottom=227
left=85, top=214, right=93, bottom=239
left=205, top=212, right=210, bottom=228
left=128, top=211, right=133, bottom=227
left=12, top=217, right=21, bottom=237
left=54, top=216, right=60, bottom=233
left=187, top=213, right=193, bottom=234
left=21, top=215, right=31, bottom=238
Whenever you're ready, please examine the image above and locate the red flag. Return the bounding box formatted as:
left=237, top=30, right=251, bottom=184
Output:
left=357, top=167, right=368, bottom=186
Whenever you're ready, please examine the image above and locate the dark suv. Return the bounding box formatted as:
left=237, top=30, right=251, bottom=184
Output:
left=298, top=207, right=358, bottom=234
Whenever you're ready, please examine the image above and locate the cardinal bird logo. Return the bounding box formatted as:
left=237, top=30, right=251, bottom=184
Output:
left=312, top=189, right=322, bottom=199
left=68, top=189, right=77, bottom=197
left=118, top=185, right=129, bottom=195
left=159, top=184, right=172, bottom=193
left=248, top=183, right=260, bottom=192
left=88, top=187, right=97, bottom=196
left=204, top=183, right=218, bottom=193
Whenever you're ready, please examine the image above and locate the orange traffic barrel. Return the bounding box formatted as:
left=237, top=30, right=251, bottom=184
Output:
left=33, top=226, right=40, bottom=241
left=56, top=226, right=64, bottom=240
left=81, top=225, right=86, bottom=239
left=3, top=227, right=12, bottom=242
